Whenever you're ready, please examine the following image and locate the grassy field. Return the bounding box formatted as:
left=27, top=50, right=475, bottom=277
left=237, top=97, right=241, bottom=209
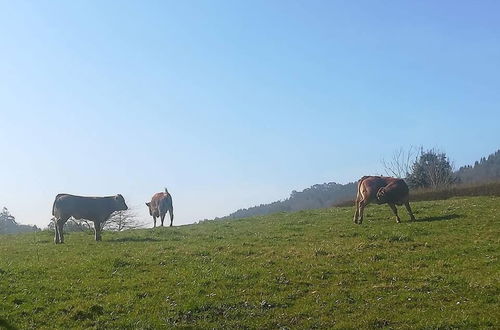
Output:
left=1, top=197, right=499, bottom=329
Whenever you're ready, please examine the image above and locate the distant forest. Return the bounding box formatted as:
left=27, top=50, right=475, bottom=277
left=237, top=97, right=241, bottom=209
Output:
left=455, top=150, right=500, bottom=183
left=218, top=149, right=500, bottom=221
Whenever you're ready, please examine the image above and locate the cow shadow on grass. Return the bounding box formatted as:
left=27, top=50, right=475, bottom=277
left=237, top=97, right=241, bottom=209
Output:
left=416, top=213, right=461, bottom=222
left=33, top=240, right=52, bottom=244
left=109, top=237, right=161, bottom=243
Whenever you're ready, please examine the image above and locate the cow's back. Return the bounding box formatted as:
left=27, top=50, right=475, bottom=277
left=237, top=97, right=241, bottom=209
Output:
left=151, top=192, right=172, bottom=208
left=359, top=176, right=387, bottom=194
left=150, top=192, right=166, bottom=207
left=380, top=178, right=410, bottom=204
left=358, top=176, right=405, bottom=203
left=52, top=194, right=118, bottom=221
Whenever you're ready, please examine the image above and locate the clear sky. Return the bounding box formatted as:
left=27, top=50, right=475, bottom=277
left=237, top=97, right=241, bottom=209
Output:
left=1, top=0, right=499, bottom=228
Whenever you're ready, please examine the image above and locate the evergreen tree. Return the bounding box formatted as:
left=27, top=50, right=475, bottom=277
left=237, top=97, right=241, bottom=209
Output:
left=407, top=149, right=456, bottom=188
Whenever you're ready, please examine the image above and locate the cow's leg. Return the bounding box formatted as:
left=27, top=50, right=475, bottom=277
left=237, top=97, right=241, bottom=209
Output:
left=54, top=220, right=60, bottom=244
left=404, top=201, right=416, bottom=221
left=169, top=208, right=174, bottom=227
left=94, top=221, right=102, bottom=241
left=160, top=212, right=165, bottom=227
left=388, top=203, right=401, bottom=223
left=353, top=199, right=360, bottom=224
left=153, top=216, right=157, bottom=228
left=57, top=221, right=64, bottom=243
left=357, top=200, right=367, bottom=224
left=54, top=217, right=68, bottom=244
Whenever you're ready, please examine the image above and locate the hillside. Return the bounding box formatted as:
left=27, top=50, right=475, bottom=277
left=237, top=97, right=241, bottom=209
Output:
left=220, top=181, right=357, bottom=220
left=220, top=149, right=500, bottom=221
left=1, top=197, right=499, bottom=329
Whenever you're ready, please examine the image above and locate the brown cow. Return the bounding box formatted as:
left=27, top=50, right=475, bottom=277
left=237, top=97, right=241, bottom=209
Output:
left=146, top=188, right=174, bottom=227
left=52, top=193, right=128, bottom=243
left=353, top=176, right=416, bottom=224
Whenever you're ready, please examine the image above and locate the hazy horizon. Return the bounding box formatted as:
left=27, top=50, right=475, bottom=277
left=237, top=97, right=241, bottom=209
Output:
left=1, top=1, right=499, bottom=228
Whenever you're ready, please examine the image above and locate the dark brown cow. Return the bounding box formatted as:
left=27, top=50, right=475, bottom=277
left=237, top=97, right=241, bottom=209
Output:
left=146, top=188, right=174, bottom=227
left=353, top=176, right=416, bottom=224
left=52, top=193, right=128, bottom=243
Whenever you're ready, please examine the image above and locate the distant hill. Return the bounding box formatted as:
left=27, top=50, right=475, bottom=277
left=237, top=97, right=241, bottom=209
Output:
left=219, top=181, right=357, bottom=220
left=218, top=149, right=500, bottom=221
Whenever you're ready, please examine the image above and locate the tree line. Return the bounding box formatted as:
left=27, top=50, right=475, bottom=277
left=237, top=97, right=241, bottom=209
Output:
left=0, top=207, right=144, bottom=235
left=455, top=150, right=500, bottom=184
left=0, top=207, right=40, bottom=234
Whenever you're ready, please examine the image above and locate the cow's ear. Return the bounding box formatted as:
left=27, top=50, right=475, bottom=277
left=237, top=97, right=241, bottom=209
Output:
left=145, top=202, right=150, bottom=207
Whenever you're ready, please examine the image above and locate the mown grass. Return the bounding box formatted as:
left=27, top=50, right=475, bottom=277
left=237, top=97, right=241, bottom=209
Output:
left=1, top=197, right=499, bottom=329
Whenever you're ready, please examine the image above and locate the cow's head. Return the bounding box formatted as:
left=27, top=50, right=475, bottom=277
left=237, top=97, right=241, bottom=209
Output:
left=376, top=187, right=387, bottom=203
left=145, top=202, right=157, bottom=217
left=145, top=202, right=160, bottom=217
left=145, top=202, right=153, bottom=216
left=115, top=194, right=128, bottom=211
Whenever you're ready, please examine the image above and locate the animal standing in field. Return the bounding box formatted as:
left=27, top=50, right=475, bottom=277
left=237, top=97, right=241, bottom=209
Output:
left=52, top=193, right=128, bottom=243
left=353, top=176, right=416, bottom=224
left=146, top=188, right=174, bottom=227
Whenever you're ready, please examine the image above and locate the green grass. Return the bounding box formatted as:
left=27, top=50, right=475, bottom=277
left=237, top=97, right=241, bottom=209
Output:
left=1, top=197, right=499, bottom=329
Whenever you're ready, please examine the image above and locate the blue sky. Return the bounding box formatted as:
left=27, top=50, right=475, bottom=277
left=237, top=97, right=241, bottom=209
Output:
left=1, top=0, right=499, bottom=228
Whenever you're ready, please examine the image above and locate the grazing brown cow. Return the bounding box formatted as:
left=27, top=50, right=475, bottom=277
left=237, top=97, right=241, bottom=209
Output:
left=146, top=188, right=174, bottom=227
left=52, top=193, right=128, bottom=243
left=353, top=176, right=416, bottom=224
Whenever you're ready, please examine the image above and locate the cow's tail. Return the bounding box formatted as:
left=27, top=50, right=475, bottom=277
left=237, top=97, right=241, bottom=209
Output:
left=165, top=188, right=173, bottom=211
